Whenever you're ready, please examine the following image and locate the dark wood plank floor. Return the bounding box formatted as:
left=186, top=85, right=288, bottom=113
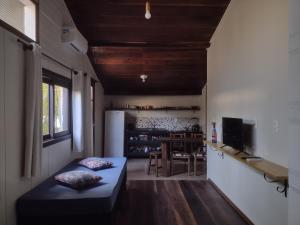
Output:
left=114, top=181, right=248, bottom=225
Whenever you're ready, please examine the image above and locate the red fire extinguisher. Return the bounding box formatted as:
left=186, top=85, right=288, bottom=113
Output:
left=212, top=122, right=217, bottom=143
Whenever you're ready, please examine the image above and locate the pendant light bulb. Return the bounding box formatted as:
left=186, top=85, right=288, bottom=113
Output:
left=140, top=74, right=148, bottom=83
left=145, top=1, right=151, bottom=19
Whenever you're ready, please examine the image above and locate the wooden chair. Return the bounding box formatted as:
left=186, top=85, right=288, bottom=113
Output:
left=147, top=151, right=162, bottom=177
left=170, top=133, right=186, bottom=151
left=191, top=133, right=205, bottom=176
left=190, top=133, right=202, bottom=151
left=170, top=133, right=191, bottom=176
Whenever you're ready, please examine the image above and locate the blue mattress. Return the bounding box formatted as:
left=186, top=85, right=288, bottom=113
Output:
left=17, top=157, right=127, bottom=216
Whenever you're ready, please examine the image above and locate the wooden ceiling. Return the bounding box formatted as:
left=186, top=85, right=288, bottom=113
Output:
left=65, top=0, right=230, bottom=95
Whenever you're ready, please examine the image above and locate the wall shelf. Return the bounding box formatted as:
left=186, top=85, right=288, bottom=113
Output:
left=106, top=106, right=200, bottom=111
left=205, top=141, right=288, bottom=197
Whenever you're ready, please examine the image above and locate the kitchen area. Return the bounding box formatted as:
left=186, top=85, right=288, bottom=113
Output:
left=104, top=94, right=206, bottom=179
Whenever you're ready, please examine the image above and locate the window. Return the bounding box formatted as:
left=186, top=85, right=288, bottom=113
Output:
left=42, top=69, right=72, bottom=147
left=0, top=0, right=37, bottom=41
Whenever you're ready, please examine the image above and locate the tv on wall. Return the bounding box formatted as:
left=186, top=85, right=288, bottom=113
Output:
left=222, top=117, right=243, bottom=151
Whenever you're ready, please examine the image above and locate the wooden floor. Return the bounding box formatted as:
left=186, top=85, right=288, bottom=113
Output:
left=114, top=180, right=248, bottom=225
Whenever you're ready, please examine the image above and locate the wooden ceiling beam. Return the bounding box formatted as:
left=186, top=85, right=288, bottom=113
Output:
left=97, top=67, right=206, bottom=75
left=69, top=4, right=227, bottom=17
left=75, top=16, right=220, bottom=29
left=83, top=30, right=212, bottom=44
left=93, top=59, right=207, bottom=65
left=65, top=0, right=230, bottom=8
left=90, top=42, right=210, bottom=49
left=73, top=14, right=219, bottom=24
left=100, top=74, right=206, bottom=80
left=103, top=89, right=203, bottom=96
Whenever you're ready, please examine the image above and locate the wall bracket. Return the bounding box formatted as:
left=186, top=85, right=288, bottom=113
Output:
left=263, top=174, right=288, bottom=197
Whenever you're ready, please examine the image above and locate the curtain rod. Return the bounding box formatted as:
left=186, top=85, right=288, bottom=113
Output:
left=41, top=52, right=78, bottom=75
left=17, top=39, right=33, bottom=51
left=17, top=38, right=79, bottom=74
left=17, top=39, right=100, bottom=82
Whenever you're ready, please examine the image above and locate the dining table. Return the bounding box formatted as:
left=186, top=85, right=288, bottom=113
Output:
left=158, top=137, right=203, bottom=177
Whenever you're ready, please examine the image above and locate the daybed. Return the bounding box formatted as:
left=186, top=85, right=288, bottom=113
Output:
left=16, top=157, right=127, bottom=225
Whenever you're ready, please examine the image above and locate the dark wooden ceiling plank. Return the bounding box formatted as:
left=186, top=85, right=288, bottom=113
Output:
left=89, top=41, right=210, bottom=48
left=97, top=67, right=206, bottom=75
left=101, top=83, right=204, bottom=88
left=75, top=16, right=220, bottom=29
left=65, top=0, right=230, bottom=8
left=71, top=1, right=226, bottom=17
left=104, top=90, right=203, bottom=96
left=92, top=52, right=207, bottom=62
left=83, top=29, right=212, bottom=44
left=94, top=52, right=206, bottom=58
left=81, top=26, right=214, bottom=36
left=103, top=83, right=204, bottom=90
left=91, top=46, right=208, bottom=53
left=94, top=59, right=206, bottom=65
left=100, top=73, right=206, bottom=79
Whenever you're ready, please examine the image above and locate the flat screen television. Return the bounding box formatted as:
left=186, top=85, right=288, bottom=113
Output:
left=222, top=117, right=243, bottom=151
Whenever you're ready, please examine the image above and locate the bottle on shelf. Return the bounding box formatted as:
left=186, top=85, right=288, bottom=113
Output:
left=212, top=122, right=217, bottom=143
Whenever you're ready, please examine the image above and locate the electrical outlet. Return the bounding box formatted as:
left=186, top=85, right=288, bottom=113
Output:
left=254, top=119, right=258, bottom=129
left=273, top=120, right=279, bottom=133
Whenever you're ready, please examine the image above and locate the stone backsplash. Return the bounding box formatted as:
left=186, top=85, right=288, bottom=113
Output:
left=127, top=117, right=200, bottom=131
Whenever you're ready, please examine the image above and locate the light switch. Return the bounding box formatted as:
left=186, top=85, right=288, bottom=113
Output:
left=273, top=120, right=279, bottom=133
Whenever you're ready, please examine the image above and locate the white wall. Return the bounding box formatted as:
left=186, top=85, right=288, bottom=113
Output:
left=0, top=0, right=25, bottom=34
left=288, top=1, right=300, bottom=224
left=207, top=0, right=288, bottom=167
left=0, top=27, right=6, bottom=225
left=104, top=95, right=206, bottom=132
left=207, top=146, right=287, bottom=225
left=200, top=85, right=207, bottom=135
left=206, top=0, right=289, bottom=224
left=3, top=29, right=33, bottom=225
left=0, top=1, right=105, bottom=225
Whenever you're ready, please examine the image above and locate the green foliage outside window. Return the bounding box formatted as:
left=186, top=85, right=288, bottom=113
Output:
left=42, top=83, right=49, bottom=135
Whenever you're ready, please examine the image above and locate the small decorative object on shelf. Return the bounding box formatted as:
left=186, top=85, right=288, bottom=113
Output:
left=212, top=122, right=217, bottom=143
left=139, top=135, right=148, bottom=141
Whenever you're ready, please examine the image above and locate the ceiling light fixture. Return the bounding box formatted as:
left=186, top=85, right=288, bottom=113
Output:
left=145, top=1, right=151, bottom=19
left=140, top=74, right=148, bottom=83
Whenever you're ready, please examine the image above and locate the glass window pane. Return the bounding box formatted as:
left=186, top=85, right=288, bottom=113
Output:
left=91, top=86, right=94, bottom=100
left=24, top=2, right=36, bottom=40
left=42, top=83, right=49, bottom=135
left=0, top=0, right=36, bottom=41
left=54, top=85, right=69, bottom=133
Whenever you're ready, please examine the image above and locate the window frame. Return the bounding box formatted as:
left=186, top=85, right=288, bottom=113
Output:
left=91, top=79, right=96, bottom=150
left=0, top=0, right=39, bottom=43
left=42, top=68, right=72, bottom=147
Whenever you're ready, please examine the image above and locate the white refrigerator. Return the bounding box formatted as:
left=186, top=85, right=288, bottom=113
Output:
left=104, top=111, right=125, bottom=157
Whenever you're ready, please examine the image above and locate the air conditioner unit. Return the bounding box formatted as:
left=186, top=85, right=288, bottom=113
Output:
left=62, top=27, right=88, bottom=54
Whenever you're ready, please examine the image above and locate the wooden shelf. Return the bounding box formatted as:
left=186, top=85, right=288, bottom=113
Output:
left=128, top=140, right=161, bottom=145
left=205, top=141, right=288, bottom=181
left=106, top=107, right=200, bottom=111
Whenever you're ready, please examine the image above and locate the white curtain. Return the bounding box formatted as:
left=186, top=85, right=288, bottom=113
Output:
left=24, top=43, right=42, bottom=178
left=84, top=74, right=93, bottom=156
left=72, top=71, right=84, bottom=152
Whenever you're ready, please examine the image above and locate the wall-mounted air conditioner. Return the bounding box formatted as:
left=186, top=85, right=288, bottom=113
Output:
left=62, top=27, right=88, bottom=54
